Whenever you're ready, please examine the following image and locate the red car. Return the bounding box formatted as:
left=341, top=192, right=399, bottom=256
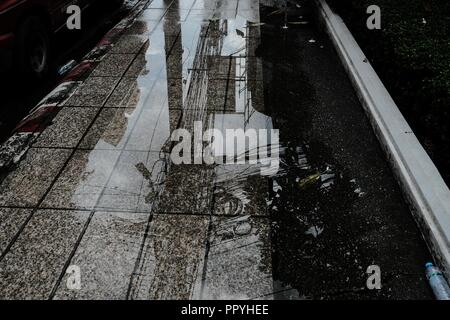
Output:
left=0, top=0, right=121, bottom=78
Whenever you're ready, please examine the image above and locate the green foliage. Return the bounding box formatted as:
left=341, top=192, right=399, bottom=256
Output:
left=328, top=0, right=449, bottom=97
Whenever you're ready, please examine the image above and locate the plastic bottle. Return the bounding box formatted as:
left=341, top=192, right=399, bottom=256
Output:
left=425, top=262, right=450, bottom=300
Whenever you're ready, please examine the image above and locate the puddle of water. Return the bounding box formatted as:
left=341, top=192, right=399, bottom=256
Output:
left=31, top=0, right=367, bottom=299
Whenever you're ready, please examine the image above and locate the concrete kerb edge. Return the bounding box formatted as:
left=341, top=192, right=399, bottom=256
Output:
left=315, top=0, right=450, bottom=280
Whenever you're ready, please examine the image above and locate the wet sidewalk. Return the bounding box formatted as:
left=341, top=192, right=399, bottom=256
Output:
left=0, top=0, right=433, bottom=299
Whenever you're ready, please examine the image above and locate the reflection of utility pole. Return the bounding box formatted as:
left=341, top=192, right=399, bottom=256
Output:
left=164, top=0, right=183, bottom=133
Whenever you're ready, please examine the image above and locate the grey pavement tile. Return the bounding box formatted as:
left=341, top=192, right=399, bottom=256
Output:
left=165, top=51, right=186, bottom=80
left=0, top=208, right=32, bottom=256
left=201, top=215, right=273, bottom=300
left=136, top=153, right=169, bottom=213
left=123, top=19, right=160, bottom=35
left=96, top=152, right=164, bottom=212
left=178, top=106, right=214, bottom=134
left=145, top=0, right=173, bottom=10
left=158, top=20, right=182, bottom=37
left=41, top=150, right=121, bottom=210
left=191, top=0, right=219, bottom=10
left=155, top=164, right=214, bottom=214
left=79, top=108, right=136, bottom=150
left=104, top=78, right=141, bottom=108
left=33, top=108, right=99, bottom=148
left=80, top=99, right=182, bottom=153
left=212, top=79, right=265, bottom=114
left=205, top=79, right=232, bottom=112
left=141, top=8, right=168, bottom=21
left=122, top=90, right=182, bottom=152
left=63, top=77, right=120, bottom=107
left=90, top=54, right=136, bottom=77
left=166, top=78, right=184, bottom=109
left=128, top=214, right=209, bottom=300
left=168, top=77, right=233, bottom=113
left=124, top=53, right=167, bottom=79
left=236, top=0, right=260, bottom=12
left=0, top=210, right=90, bottom=300
left=110, top=35, right=148, bottom=54
left=232, top=56, right=264, bottom=80
left=96, top=151, right=148, bottom=212
left=164, top=8, right=191, bottom=22
left=213, top=164, right=269, bottom=216
left=184, top=10, right=215, bottom=22
left=124, top=54, right=148, bottom=78
left=207, top=56, right=232, bottom=78
left=169, top=0, right=196, bottom=9
left=163, top=35, right=181, bottom=53
left=53, top=211, right=149, bottom=300
left=0, top=148, right=72, bottom=207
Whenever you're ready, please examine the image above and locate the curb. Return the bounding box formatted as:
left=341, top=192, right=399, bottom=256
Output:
left=0, top=0, right=149, bottom=178
left=315, top=0, right=450, bottom=279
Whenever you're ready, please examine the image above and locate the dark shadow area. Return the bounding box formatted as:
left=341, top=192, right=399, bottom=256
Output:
left=258, top=0, right=433, bottom=299
left=0, top=1, right=129, bottom=144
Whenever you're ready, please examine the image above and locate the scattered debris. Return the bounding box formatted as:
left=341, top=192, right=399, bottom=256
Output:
left=305, top=226, right=324, bottom=238
left=354, top=187, right=366, bottom=198
left=298, top=172, right=321, bottom=189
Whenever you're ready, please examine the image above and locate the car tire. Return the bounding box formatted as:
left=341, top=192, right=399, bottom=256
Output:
left=15, top=16, right=50, bottom=79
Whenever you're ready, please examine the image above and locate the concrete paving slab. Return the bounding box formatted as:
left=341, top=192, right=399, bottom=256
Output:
left=91, top=54, right=136, bottom=77
left=123, top=19, right=159, bottom=36
left=140, top=8, right=168, bottom=21
left=155, top=164, right=214, bottom=214
left=202, top=215, right=273, bottom=299
left=0, top=210, right=90, bottom=300
left=110, top=35, right=148, bottom=54
left=164, top=8, right=191, bottom=22
left=53, top=211, right=149, bottom=300
left=41, top=150, right=121, bottom=210
left=79, top=104, right=182, bottom=152
left=63, top=77, right=120, bottom=107
left=97, top=151, right=163, bottom=213
left=104, top=78, right=141, bottom=108
left=122, top=101, right=182, bottom=152
left=79, top=108, right=137, bottom=150
left=33, top=108, right=99, bottom=149
left=170, top=0, right=196, bottom=10
left=0, top=148, right=72, bottom=207
left=0, top=208, right=32, bottom=256
left=128, top=214, right=208, bottom=300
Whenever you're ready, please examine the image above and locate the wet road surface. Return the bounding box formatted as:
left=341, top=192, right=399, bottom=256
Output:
left=0, top=0, right=434, bottom=299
